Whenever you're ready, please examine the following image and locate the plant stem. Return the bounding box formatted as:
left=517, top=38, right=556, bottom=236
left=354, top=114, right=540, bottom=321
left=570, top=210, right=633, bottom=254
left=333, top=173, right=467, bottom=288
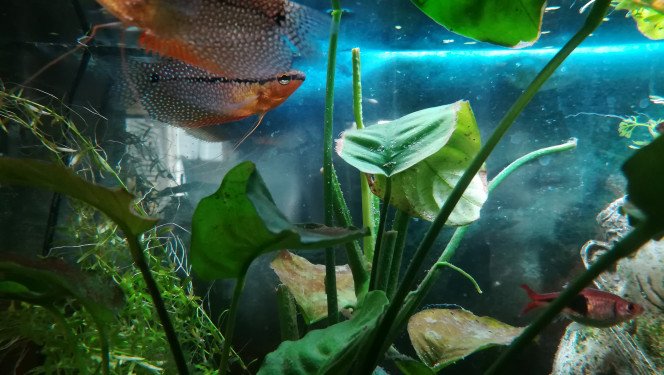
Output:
left=352, top=48, right=364, bottom=130
left=220, top=262, right=249, bottom=375
left=358, top=0, right=611, bottom=371
left=332, top=167, right=370, bottom=297
left=369, top=176, right=392, bottom=291
left=126, top=234, right=188, bottom=375
left=386, top=210, right=410, bottom=300
left=485, top=220, right=660, bottom=374
left=323, top=0, right=343, bottom=325
left=277, top=284, right=300, bottom=342
left=352, top=48, right=378, bottom=257
left=374, top=231, right=398, bottom=292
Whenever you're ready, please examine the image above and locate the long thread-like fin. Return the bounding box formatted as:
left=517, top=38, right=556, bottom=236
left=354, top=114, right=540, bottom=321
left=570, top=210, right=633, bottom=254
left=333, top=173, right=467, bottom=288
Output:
left=233, top=112, right=266, bottom=151
left=22, top=22, right=122, bottom=86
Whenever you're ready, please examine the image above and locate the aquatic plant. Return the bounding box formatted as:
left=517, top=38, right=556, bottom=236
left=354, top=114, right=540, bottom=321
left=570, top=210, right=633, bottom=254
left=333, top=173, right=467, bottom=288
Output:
left=1, top=0, right=663, bottom=374
left=0, top=89, right=241, bottom=374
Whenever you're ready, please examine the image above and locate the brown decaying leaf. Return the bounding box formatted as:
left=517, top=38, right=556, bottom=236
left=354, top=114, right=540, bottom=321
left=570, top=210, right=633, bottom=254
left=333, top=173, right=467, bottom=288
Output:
left=270, top=250, right=356, bottom=324
left=408, top=308, right=524, bottom=369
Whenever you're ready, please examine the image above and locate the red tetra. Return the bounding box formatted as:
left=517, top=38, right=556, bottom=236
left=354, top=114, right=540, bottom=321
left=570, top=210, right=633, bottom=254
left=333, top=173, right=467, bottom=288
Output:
left=520, top=284, right=645, bottom=328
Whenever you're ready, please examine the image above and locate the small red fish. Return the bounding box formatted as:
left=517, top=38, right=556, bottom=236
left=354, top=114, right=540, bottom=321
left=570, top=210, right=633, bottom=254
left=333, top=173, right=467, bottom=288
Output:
left=520, top=284, right=644, bottom=328
left=96, top=0, right=325, bottom=77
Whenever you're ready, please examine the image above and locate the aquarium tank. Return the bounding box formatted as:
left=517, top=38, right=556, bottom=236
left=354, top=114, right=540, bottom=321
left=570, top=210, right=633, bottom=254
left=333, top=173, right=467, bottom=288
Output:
left=1, top=0, right=664, bottom=374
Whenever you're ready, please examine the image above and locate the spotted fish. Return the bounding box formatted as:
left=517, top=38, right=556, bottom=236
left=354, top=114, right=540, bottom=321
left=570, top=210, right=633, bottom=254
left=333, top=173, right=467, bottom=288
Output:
left=126, top=58, right=304, bottom=143
left=96, top=0, right=326, bottom=77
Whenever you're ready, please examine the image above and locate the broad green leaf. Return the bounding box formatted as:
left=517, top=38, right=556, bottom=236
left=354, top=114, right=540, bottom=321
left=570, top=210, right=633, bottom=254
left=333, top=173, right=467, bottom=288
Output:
left=0, top=158, right=158, bottom=236
left=614, top=1, right=664, bottom=40
left=622, top=134, right=664, bottom=230
left=258, top=291, right=388, bottom=375
left=0, top=255, right=124, bottom=322
left=336, top=104, right=463, bottom=176
left=408, top=308, right=524, bottom=370
left=270, top=250, right=356, bottom=324
left=370, top=103, right=487, bottom=225
left=410, top=0, right=547, bottom=48
left=190, top=161, right=368, bottom=280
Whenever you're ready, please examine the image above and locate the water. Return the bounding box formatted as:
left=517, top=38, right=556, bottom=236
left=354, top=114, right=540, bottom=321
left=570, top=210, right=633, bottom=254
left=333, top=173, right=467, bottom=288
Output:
left=1, top=0, right=663, bottom=374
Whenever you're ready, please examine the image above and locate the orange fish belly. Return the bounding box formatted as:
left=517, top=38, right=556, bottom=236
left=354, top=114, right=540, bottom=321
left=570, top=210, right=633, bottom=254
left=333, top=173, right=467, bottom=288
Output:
left=126, top=59, right=305, bottom=128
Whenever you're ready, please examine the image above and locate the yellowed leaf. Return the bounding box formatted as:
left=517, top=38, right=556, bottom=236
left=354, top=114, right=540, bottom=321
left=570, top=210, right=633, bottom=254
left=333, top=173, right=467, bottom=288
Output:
left=408, top=308, right=524, bottom=369
left=270, top=250, right=356, bottom=324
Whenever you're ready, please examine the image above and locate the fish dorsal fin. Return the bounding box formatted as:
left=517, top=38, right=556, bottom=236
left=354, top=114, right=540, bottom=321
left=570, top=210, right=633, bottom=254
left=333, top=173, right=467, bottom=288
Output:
left=138, top=32, right=220, bottom=76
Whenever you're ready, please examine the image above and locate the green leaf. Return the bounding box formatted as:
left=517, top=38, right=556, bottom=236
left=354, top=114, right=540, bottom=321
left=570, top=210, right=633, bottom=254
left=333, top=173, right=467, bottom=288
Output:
left=626, top=7, right=664, bottom=40
left=0, top=158, right=158, bottom=236
left=258, top=291, right=388, bottom=375
left=0, top=255, right=124, bottom=323
left=336, top=104, right=461, bottom=176
left=407, top=308, right=524, bottom=370
left=270, top=250, right=357, bottom=324
left=410, top=0, right=548, bottom=47
left=350, top=102, right=487, bottom=226
left=622, top=134, right=664, bottom=229
left=190, top=161, right=368, bottom=280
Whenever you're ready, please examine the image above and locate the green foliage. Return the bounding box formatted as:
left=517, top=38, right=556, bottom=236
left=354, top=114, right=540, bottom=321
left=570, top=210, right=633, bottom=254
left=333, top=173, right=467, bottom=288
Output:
left=337, top=101, right=487, bottom=226
left=0, top=89, right=234, bottom=374
left=409, top=0, right=547, bottom=47
left=257, top=291, right=388, bottom=375
left=0, top=158, right=159, bottom=236
left=336, top=104, right=460, bottom=176
left=190, top=161, right=368, bottom=281
left=614, top=0, right=664, bottom=39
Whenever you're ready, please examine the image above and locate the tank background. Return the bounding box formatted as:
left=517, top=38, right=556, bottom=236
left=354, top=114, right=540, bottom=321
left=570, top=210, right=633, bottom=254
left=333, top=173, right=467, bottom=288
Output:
left=1, top=0, right=663, bottom=374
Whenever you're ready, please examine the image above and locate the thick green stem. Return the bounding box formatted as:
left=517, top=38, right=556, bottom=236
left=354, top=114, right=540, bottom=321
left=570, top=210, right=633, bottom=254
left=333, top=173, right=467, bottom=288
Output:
left=369, top=176, right=392, bottom=291
left=397, top=138, right=579, bottom=348
left=386, top=210, right=410, bottom=300
left=276, top=284, right=300, bottom=342
left=126, top=234, right=188, bottom=375
left=352, top=48, right=378, bottom=257
left=220, top=262, right=249, bottom=375
left=485, top=220, right=660, bottom=374
left=332, top=167, right=370, bottom=297
left=90, top=314, right=110, bottom=375
left=352, top=48, right=364, bottom=130
left=374, top=231, right=398, bottom=292
left=358, top=1, right=611, bottom=371
left=323, top=1, right=343, bottom=325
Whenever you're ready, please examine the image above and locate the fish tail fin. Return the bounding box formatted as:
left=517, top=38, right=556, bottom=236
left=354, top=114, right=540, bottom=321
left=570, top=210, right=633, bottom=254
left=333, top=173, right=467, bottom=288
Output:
left=520, top=284, right=539, bottom=299
left=520, top=284, right=545, bottom=315
left=233, top=112, right=266, bottom=151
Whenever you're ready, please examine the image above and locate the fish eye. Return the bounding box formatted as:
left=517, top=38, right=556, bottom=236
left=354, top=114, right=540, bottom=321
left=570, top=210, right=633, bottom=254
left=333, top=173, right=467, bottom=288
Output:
left=277, top=74, right=292, bottom=85
left=627, top=303, right=635, bottom=311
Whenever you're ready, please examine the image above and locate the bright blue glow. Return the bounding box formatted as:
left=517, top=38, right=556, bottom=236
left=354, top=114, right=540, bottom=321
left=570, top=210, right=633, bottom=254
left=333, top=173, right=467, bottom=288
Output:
left=360, top=42, right=664, bottom=60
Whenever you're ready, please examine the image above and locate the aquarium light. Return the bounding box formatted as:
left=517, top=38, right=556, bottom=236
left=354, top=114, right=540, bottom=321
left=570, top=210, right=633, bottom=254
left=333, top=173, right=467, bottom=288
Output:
left=369, top=42, right=663, bottom=59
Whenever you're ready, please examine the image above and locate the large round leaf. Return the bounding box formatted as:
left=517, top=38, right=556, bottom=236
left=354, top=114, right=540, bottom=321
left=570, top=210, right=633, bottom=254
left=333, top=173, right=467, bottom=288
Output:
left=258, top=291, right=388, bottom=375
left=371, top=102, right=487, bottom=225
left=190, top=161, right=368, bottom=280
left=336, top=103, right=462, bottom=177
left=410, top=0, right=547, bottom=47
